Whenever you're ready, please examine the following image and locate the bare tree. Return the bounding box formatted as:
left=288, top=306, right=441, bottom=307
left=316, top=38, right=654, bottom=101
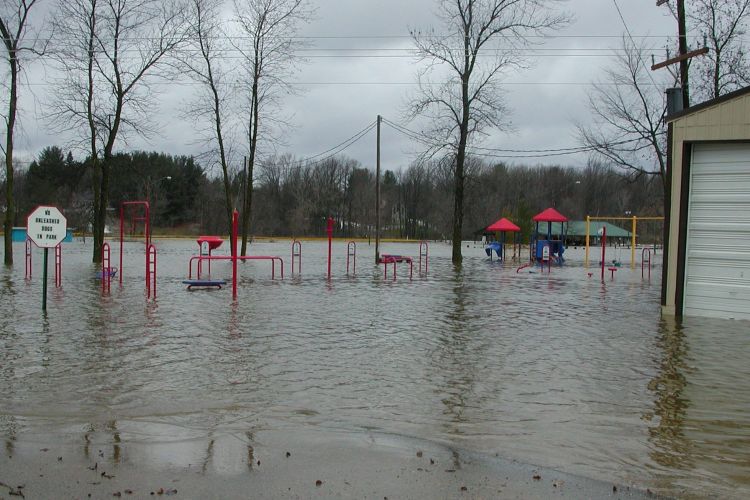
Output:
left=232, top=0, right=311, bottom=256
left=1, top=0, right=45, bottom=265
left=687, top=0, right=750, bottom=100
left=48, top=0, right=187, bottom=262
left=409, top=0, right=568, bottom=265
left=182, top=0, right=236, bottom=246
left=578, top=37, right=676, bottom=203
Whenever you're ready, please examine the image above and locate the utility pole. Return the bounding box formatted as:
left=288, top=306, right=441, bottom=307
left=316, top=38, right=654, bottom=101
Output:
left=375, top=115, right=381, bottom=264
left=655, top=0, right=691, bottom=108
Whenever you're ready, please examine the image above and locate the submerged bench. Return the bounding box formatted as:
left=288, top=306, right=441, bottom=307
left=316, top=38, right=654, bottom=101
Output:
left=183, top=279, right=226, bottom=290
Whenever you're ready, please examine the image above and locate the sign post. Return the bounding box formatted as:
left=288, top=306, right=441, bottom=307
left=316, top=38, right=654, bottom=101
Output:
left=26, top=206, right=67, bottom=311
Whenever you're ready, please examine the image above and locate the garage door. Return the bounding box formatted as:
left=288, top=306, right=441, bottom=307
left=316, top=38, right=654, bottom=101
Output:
left=684, top=142, right=750, bottom=320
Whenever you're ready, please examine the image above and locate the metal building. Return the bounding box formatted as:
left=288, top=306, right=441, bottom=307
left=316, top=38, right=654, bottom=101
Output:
left=662, top=86, right=750, bottom=320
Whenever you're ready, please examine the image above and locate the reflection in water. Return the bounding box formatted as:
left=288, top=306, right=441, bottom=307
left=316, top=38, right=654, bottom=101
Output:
left=1, top=241, right=748, bottom=498
left=646, top=316, right=692, bottom=470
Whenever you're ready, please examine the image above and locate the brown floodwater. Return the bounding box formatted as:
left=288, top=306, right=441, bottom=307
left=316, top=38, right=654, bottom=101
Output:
left=1, top=239, right=748, bottom=498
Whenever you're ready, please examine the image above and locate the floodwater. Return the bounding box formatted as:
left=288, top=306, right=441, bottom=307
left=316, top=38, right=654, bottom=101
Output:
left=1, top=239, right=748, bottom=498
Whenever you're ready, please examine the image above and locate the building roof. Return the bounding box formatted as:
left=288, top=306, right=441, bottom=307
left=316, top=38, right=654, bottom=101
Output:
left=567, top=220, right=631, bottom=238
left=666, top=85, right=750, bottom=122
left=532, top=207, right=568, bottom=222
left=486, top=217, right=521, bottom=232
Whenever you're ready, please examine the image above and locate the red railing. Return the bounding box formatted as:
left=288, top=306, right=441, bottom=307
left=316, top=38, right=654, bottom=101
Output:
left=642, top=247, right=652, bottom=280
left=347, top=241, right=356, bottom=275
left=419, top=241, right=429, bottom=275
left=189, top=255, right=284, bottom=280
left=291, top=240, right=302, bottom=274
left=54, top=244, right=62, bottom=288
left=25, top=237, right=32, bottom=280
left=102, top=242, right=112, bottom=295
left=146, top=244, right=157, bottom=299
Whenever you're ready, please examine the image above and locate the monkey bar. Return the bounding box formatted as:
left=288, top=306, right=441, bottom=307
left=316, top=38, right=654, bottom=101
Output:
left=119, top=201, right=150, bottom=285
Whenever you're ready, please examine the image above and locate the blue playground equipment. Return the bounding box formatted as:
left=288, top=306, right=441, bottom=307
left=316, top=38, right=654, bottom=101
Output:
left=531, top=208, right=568, bottom=264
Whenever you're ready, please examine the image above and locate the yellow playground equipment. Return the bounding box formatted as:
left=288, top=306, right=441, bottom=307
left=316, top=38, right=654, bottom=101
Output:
left=584, top=216, right=664, bottom=268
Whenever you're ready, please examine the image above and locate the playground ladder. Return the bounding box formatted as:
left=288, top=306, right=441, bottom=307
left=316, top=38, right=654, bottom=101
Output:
left=146, top=244, right=157, bottom=299
left=347, top=241, right=356, bottom=275
left=419, top=241, right=429, bottom=275
left=102, top=243, right=111, bottom=295
left=291, top=240, right=302, bottom=274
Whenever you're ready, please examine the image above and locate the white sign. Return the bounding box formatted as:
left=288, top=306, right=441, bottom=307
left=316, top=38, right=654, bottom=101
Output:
left=542, top=244, right=550, bottom=261
left=27, top=206, right=67, bottom=248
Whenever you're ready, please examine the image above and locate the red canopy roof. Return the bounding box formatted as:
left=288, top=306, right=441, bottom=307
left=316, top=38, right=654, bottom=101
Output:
left=532, top=208, right=568, bottom=222
left=486, top=217, right=520, bottom=232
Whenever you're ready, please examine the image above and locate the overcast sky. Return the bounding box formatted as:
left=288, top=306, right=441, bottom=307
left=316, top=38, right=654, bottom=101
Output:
left=13, top=0, right=677, bottom=175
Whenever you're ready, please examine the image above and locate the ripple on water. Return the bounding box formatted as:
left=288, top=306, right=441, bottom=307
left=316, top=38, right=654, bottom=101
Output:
left=0, top=240, right=748, bottom=498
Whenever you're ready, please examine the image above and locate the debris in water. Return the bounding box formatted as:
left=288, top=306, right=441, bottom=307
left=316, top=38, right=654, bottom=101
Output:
left=315, top=480, right=323, bottom=487
left=165, top=489, right=178, bottom=496
left=124, top=489, right=133, bottom=495
left=460, top=486, right=467, bottom=491
left=430, top=459, right=435, bottom=465
left=286, top=451, right=291, bottom=458
left=101, top=472, right=115, bottom=479
left=613, top=485, right=618, bottom=492
left=113, top=492, right=121, bottom=497
left=88, top=463, right=98, bottom=471
left=416, top=451, right=423, bottom=458
left=532, top=474, right=541, bottom=481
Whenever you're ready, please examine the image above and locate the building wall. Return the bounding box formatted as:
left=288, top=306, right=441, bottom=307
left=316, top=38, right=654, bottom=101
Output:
left=664, top=92, right=750, bottom=315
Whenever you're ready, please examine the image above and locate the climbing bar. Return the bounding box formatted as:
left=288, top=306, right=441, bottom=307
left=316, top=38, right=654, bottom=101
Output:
left=147, top=244, right=157, bottom=299
left=642, top=248, right=652, bottom=280
left=102, top=243, right=112, bottom=295
left=347, top=241, right=356, bottom=275
left=54, top=244, right=62, bottom=288
left=25, top=237, right=32, bottom=280
left=291, top=240, right=302, bottom=274
left=419, top=241, right=429, bottom=275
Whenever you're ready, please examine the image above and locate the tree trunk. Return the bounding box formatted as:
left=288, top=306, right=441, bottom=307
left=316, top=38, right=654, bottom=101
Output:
left=3, top=56, right=18, bottom=266
left=240, top=76, right=260, bottom=256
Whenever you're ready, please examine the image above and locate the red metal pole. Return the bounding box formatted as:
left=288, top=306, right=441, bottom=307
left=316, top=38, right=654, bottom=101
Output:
left=327, top=217, right=333, bottom=280
left=232, top=209, right=238, bottom=300
left=600, top=226, right=607, bottom=282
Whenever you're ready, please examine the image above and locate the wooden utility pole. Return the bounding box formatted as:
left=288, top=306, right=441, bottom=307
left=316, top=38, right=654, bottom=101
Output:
left=655, top=0, right=691, bottom=107
left=375, top=115, right=381, bottom=264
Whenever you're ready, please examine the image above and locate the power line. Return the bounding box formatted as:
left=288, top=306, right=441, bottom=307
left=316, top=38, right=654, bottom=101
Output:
left=612, top=0, right=660, bottom=89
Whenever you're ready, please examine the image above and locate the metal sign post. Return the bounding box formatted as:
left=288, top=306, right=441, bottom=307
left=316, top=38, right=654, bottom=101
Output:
left=26, top=206, right=67, bottom=311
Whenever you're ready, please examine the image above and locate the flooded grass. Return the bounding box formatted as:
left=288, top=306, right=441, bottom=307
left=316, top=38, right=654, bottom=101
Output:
left=1, top=239, right=749, bottom=498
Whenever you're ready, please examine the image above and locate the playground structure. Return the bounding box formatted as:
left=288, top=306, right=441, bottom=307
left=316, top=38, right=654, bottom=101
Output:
left=379, top=241, right=428, bottom=280
left=584, top=216, right=664, bottom=268
left=25, top=238, right=63, bottom=288
left=184, top=210, right=286, bottom=298
left=484, top=217, right=521, bottom=261
left=531, top=208, right=568, bottom=265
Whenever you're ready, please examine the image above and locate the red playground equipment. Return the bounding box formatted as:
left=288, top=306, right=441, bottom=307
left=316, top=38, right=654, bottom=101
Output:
left=379, top=254, right=413, bottom=280
left=25, top=237, right=63, bottom=288
left=119, top=201, right=152, bottom=288
left=291, top=240, right=302, bottom=274
left=184, top=210, right=285, bottom=297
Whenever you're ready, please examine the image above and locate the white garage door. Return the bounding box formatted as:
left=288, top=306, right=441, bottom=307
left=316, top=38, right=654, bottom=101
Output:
left=684, top=142, right=750, bottom=320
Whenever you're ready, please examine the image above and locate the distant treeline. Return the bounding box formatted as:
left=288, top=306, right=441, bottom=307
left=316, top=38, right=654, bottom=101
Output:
left=5, top=146, right=663, bottom=240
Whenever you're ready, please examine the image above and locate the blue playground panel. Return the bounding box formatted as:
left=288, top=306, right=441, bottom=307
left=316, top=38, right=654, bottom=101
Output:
left=13, top=227, right=74, bottom=243
left=535, top=239, right=565, bottom=261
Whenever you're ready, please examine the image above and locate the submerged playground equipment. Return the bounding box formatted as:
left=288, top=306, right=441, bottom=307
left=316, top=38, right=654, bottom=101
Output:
left=531, top=208, right=568, bottom=265
left=99, top=201, right=157, bottom=298
left=583, top=215, right=664, bottom=268
left=484, top=217, right=521, bottom=261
